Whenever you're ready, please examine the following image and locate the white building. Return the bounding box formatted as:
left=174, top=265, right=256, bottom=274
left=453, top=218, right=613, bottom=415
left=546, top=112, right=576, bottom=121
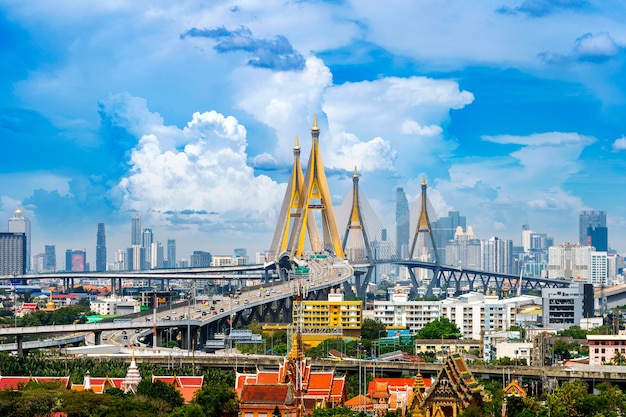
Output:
left=90, top=296, right=140, bottom=316
left=440, top=292, right=540, bottom=340
left=373, top=287, right=441, bottom=332
left=496, top=341, right=533, bottom=364
left=211, top=255, right=246, bottom=267
left=547, top=243, right=591, bottom=281
left=590, top=251, right=608, bottom=286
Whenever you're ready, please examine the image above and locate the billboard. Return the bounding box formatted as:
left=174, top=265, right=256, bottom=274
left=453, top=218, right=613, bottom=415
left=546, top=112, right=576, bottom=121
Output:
left=387, top=329, right=410, bottom=338
left=71, top=252, right=85, bottom=272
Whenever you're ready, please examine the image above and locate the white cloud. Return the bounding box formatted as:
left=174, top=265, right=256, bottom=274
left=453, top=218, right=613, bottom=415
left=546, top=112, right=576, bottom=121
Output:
left=612, top=136, right=626, bottom=151
left=114, top=102, right=285, bottom=233
left=434, top=131, right=595, bottom=244
left=401, top=120, right=443, bottom=136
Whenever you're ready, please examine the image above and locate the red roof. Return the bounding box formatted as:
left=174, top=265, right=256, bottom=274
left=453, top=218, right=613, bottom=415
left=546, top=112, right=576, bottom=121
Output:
left=152, top=375, right=205, bottom=403
left=240, top=384, right=294, bottom=405
left=0, top=376, right=70, bottom=390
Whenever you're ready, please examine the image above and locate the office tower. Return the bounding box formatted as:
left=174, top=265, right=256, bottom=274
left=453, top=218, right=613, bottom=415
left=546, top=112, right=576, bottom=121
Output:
left=190, top=251, right=212, bottom=267
left=112, top=249, right=127, bottom=271
left=142, top=228, right=153, bottom=269
left=128, top=245, right=142, bottom=270
left=579, top=210, right=606, bottom=246
left=481, top=236, right=513, bottom=274
left=167, top=239, right=176, bottom=268
left=0, top=233, right=26, bottom=275
left=521, top=224, right=532, bottom=252
left=32, top=253, right=46, bottom=273
left=8, top=209, right=31, bottom=272
left=151, top=242, right=164, bottom=269
left=96, top=223, right=107, bottom=272
left=395, top=187, right=409, bottom=259
left=65, top=249, right=87, bottom=272
left=131, top=213, right=141, bottom=246
left=587, top=226, right=608, bottom=252
left=44, top=245, right=56, bottom=272
left=234, top=248, right=247, bottom=264
left=433, top=210, right=467, bottom=265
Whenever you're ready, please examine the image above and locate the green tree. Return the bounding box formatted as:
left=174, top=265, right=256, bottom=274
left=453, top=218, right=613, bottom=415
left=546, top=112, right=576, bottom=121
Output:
left=192, top=382, right=238, bottom=417
left=417, top=317, right=461, bottom=339
left=545, top=379, right=590, bottom=417
left=361, top=318, right=386, bottom=340
left=557, top=325, right=587, bottom=339
left=137, top=379, right=184, bottom=410
left=312, top=406, right=356, bottom=417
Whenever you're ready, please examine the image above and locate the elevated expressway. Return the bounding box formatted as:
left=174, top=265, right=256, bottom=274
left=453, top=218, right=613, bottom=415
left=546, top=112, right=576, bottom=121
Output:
left=0, top=256, right=353, bottom=356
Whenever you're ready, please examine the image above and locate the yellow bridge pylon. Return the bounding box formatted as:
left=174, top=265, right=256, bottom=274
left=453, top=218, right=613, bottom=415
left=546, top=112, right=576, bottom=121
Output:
left=268, top=136, right=321, bottom=260
left=409, top=176, right=440, bottom=264
left=270, top=116, right=344, bottom=261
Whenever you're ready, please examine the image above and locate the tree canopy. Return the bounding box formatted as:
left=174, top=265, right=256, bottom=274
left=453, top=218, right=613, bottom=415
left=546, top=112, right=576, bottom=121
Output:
left=417, top=317, right=461, bottom=339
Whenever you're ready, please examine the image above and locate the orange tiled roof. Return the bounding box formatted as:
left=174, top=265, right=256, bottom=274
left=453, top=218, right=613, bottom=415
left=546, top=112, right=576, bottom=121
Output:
left=152, top=375, right=204, bottom=403
left=0, top=376, right=70, bottom=390
left=240, top=384, right=294, bottom=405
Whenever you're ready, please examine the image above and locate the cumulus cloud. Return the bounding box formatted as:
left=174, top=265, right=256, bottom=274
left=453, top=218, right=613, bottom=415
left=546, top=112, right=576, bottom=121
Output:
left=401, top=120, right=443, bottom=137
left=233, top=56, right=333, bottom=162
left=613, top=136, right=626, bottom=152
left=540, top=32, right=621, bottom=64
left=107, top=97, right=285, bottom=234
left=180, top=25, right=305, bottom=71
left=573, top=32, right=620, bottom=62
left=434, top=131, right=595, bottom=244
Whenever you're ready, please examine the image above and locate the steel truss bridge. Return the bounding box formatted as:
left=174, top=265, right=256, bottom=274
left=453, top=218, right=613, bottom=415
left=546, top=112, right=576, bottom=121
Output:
left=396, top=260, right=571, bottom=295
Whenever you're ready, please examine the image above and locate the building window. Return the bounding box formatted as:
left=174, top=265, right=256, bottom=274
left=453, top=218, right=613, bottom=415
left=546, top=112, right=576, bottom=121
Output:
left=245, top=413, right=254, bottom=417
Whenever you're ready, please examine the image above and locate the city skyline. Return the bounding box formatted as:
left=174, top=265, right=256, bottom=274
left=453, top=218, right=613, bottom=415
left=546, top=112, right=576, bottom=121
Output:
left=1, top=2, right=626, bottom=260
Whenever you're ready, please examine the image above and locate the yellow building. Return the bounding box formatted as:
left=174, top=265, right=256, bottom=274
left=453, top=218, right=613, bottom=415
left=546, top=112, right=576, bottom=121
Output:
left=293, top=288, right=362, bottom=346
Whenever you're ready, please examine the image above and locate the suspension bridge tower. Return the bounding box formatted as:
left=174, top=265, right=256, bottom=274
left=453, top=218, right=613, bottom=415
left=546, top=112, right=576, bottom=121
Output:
left=408, top=176, right=442, bottom=295
left=269, top=116, right=344, bottom=274
left=341, top=167, right=375, bottom=298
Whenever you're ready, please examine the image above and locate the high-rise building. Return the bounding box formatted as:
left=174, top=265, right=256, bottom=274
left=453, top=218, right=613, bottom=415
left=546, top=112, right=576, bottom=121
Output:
left=579, top=210, right=606, bottom=246
left=131, top=214, right=141, bottom=246
left=233, top=248, right=247, bottom=264
left=151, top=242, right=164, bottom=269
left=481, top=236, right=513, bottom=274
left=167, top=239, right=176, bottom=269
left=433, top=211, right=467, bottom=265
left=395, top=187, right=409, bottom=260
left=521, top=224, right=532, bottom=253
left=142, top=228, right=153, bottom=269
left=8, top=209, right=31, bottom=272
left=587, top=226, right=608, bottom=252
left=0, top=233, right=26, bottom=275
left=96, top=223, right=107, bottom=272
left=547, top=243, right=592, bottom=281
left=190, top=251, right=212, bottom=267
left=65, top=249, right=87, bottom=272
left=44, top=245, right=56, bottom=272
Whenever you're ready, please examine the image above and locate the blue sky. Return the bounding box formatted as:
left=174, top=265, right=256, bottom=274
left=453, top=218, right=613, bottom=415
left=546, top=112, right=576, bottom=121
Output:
left=2, top=1, right=626, bottom=266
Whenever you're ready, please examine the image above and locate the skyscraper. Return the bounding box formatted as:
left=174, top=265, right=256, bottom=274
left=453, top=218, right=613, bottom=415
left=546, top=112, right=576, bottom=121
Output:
left=395, top=187, right=409, bottom=260
left=44, top=245, right=56, bottom=272
left=0, top=233, right=26, bottom=275
left=433, top=210, right=467, bottom=264
left=579, top=210, right=606, bottom=246
left=96, top=223, right=107, bottom=272
left=142, top=228, right=153, bottom=269
left=131, top=214, right=141, bottom=246
left=167, top=239, right=176, bottom=268
left=8, top=209, right=31, bottom=272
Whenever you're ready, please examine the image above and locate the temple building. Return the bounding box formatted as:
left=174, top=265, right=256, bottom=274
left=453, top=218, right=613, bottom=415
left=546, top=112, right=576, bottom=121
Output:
left=409, top=353, right=485, bottom=417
